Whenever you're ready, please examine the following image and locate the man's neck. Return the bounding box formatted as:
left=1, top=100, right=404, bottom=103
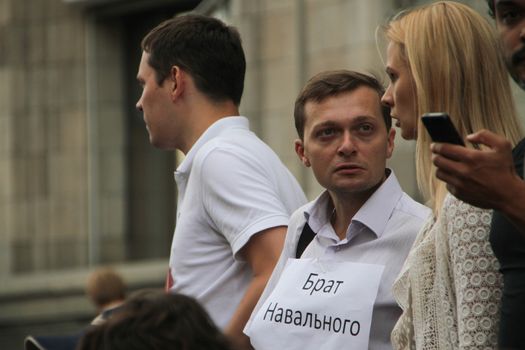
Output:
left=179, top=99, right=240, bottom=154
left=328, top=180, right=385, bottom=240
left=329, top=195, right=368, bottom=240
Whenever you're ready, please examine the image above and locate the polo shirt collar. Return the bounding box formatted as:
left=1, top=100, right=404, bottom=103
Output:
left=175, top=116, right=248, bottom=177
left=303, top=169, right=403, bottom=239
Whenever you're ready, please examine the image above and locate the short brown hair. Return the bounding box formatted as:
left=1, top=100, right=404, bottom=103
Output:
left=86, top=267, right=126, bottom=309
left=294, top=70, right=391, bottom=139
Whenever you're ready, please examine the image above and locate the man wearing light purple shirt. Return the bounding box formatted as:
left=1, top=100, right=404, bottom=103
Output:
left=245, top=70, right=430, bottom=350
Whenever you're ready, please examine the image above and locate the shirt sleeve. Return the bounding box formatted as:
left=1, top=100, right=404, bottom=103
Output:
left=198, top=146, right=292, bottom=259
left=443, top=195, right=502, bottom=348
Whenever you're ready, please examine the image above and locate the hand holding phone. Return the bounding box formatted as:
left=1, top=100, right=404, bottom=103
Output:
left=421, top=112, right=465, bottom=146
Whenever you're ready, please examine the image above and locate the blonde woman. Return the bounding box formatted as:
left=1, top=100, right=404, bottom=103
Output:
left=380, top=1, right=524, bottom=349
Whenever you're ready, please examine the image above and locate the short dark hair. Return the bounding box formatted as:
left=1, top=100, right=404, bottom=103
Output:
left=294, top=70, right=391, bottom=139
left=77, top=290, right=234, bottom=350
left=487, top=0, right=495, bottom=18
left=141, top=14, right=246, bottom=106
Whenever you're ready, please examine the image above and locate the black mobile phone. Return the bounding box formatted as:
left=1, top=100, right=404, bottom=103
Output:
left=421, top=112, right=465, bottom=146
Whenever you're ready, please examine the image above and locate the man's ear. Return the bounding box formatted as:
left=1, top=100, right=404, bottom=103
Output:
left=294, top=139, right=311, bottom=167
left=386, top=127, right=396, bottom=159
left=169, top=66, right=184, bottom=101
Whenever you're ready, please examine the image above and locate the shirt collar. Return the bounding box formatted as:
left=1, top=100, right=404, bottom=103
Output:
left=303, top=169, right=403, bottom=239
left=175, top=116, right=248, bottom=176
left=352, top=169, right=403, bottom=238
left=302, top=191, right=333, bottom=233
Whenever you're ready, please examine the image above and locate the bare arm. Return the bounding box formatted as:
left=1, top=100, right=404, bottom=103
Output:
left=431, top=129, right=525, bottom=236
left=225, top=226, right=287, bottom=350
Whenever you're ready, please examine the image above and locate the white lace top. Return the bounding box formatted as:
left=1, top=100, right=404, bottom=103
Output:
left=391, top=194, right=502, bottom=349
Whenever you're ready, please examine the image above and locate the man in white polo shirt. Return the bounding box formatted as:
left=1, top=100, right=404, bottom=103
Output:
left=245, top=70, right=430, bottom=350
left=135, top=14, right=306, bottom=349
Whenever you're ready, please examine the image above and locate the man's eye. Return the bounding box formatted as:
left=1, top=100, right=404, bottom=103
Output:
left=317, top=128, right=336, bottom=138
left=500, top=8, right=523, bottom=25
left=358, top=124, right=374, bottom=133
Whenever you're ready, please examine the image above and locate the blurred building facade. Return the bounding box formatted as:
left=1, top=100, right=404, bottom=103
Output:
left=0, top=0, right=522, bottom=348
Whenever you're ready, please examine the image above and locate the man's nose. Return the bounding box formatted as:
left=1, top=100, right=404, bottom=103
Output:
left=337, top=132, right=356, bottom=156
left=520, top=24, right=525, bottom=42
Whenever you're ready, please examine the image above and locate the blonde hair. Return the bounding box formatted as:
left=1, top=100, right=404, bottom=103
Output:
left=383, top=1, right=523, bottom=213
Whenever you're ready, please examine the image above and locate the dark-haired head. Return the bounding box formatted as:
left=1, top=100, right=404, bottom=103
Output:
left=142, top=14, right=246, bottom=106
left=76, top=290, right=234, bottom=350
left=294, top=70, right=391, bottom=140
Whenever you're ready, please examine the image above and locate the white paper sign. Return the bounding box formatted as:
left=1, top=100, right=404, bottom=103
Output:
left=248, top=258, right=384, bottom=350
